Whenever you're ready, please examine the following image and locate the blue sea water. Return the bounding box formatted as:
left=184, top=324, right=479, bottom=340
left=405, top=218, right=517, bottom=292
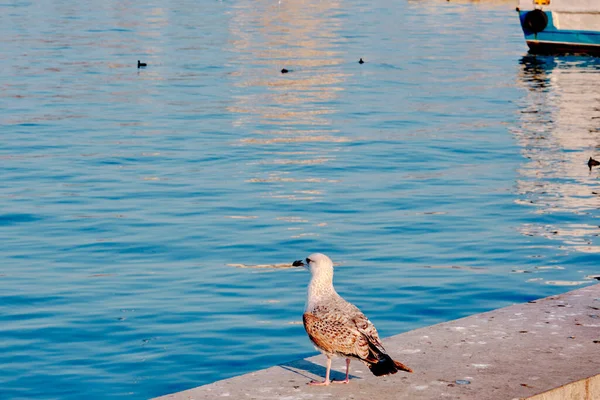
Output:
left=1, top=0, right=599, bottom=398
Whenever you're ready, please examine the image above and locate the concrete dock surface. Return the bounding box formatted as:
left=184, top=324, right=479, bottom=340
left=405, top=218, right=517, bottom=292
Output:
left=154, top=284, right=600, bottom=400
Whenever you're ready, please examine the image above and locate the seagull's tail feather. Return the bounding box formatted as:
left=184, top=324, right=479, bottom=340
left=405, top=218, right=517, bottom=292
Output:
left=368, top=353, right=413, bottom=376
left=368, top=353, right=398, bottom=376
left=393, top=359, right=413, bottom=373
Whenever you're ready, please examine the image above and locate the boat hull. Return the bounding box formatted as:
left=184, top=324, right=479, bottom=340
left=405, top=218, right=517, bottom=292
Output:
left=525, top=39, right=600, bottom=56
left=518, top=6, right=600, bottom=55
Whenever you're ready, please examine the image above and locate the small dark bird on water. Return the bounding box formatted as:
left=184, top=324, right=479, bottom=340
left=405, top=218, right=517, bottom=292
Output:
left=588, top=157, right=600, bottom=171
left=137, top=60, right=147, bottom=68
left=281, top=68, right=289, bottom=74
left=359, top=58, right=364, bottom=64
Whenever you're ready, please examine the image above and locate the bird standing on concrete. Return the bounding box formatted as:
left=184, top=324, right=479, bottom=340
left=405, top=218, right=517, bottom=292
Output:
left=292, top=253, right=412, bottom=386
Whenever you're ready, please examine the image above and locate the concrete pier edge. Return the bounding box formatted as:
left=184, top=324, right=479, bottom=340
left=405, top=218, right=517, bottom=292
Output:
left=154, top=284, right=600, bottom=400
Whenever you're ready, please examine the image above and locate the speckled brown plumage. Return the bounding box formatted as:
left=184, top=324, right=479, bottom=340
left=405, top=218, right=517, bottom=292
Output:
left=303, top=302, right=412, bottom=374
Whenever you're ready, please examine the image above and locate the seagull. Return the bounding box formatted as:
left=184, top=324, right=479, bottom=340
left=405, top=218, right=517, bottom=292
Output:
left=292, top=253, right=412, bottom=386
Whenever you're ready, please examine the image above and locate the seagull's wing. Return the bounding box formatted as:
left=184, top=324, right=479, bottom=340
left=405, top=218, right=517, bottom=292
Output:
left=351, top=311, right=387, bottom=354
left=349, top=308, right=414, bottom=374
left=303, top=312, right=376, bottom=362
left=304, top=308, right=413, bottom=374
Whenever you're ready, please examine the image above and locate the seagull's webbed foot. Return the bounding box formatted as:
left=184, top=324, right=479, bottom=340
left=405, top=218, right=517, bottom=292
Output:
left=331, top=378, right=350, bottom=384
left=308, top=380, right=331, bottom=386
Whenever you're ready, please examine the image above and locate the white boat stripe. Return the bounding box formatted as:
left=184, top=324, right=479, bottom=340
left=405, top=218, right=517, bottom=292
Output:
left=526, top=40, right=600, bottom=47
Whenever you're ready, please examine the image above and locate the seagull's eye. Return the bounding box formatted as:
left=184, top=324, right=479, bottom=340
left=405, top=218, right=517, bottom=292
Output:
left=306, top=257, right=312, bottom=263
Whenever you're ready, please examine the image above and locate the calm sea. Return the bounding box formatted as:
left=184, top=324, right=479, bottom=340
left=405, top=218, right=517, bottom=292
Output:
left=2, top=0, right=599, bottom=398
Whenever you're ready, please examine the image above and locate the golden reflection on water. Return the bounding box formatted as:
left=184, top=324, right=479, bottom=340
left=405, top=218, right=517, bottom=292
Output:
left=227, top=0, right=349, bottom=147
left=407, top=0, right=516, bottom=10
left=514, top=56, right=600, bottom=253
left=225, top=0, right=350, bottom=236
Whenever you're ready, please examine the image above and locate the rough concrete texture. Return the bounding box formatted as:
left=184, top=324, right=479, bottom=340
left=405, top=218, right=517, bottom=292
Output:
left=154, top=284, right=600, bottom=400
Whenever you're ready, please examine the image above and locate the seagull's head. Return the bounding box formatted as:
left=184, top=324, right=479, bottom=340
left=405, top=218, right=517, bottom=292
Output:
left=292, top=253, right=333, bottom=276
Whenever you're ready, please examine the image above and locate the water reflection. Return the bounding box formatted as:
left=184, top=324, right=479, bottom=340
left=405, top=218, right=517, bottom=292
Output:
left=226, top=0, right=348, bottom=159
left=514, top=55, right=600, bottom=253
left=408, top=0, right=515, bottom=9
left=225, top=0, right=351, bottom=235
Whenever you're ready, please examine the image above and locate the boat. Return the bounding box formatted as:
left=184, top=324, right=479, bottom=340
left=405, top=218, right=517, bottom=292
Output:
left=517, top=0, right=600, bottom=55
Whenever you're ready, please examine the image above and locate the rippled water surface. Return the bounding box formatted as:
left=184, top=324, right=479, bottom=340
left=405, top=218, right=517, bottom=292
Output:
left=2, top=0, right=600, bottom=398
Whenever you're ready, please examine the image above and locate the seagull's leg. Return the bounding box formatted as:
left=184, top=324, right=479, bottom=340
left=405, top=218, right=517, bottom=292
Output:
left=308, top=357, right=332, bottom=386
left=332, top=358, right=350, bottom=384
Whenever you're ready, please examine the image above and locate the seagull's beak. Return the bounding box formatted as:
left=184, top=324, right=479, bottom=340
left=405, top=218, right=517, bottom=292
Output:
left=292, top=259, right=305, bottom=267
